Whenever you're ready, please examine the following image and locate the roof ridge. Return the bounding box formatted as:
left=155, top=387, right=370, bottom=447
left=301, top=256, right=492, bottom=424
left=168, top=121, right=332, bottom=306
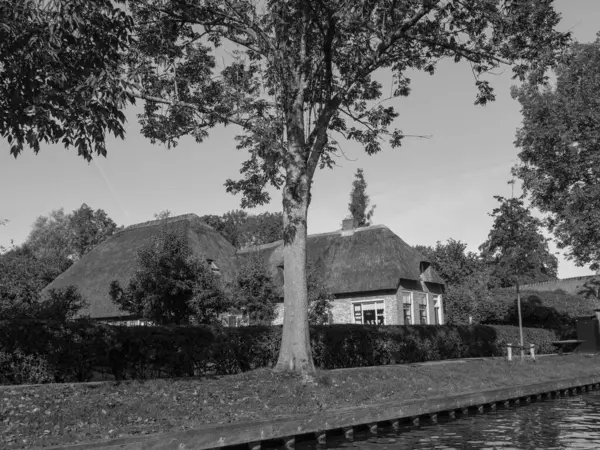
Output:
left=236, top=224, right=391, bottom=254
left=116, top=213, right=201, bottom=235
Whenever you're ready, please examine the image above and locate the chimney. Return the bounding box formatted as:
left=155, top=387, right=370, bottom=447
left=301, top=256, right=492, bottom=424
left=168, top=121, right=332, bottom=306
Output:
left=341, top=216, right=358, bottom=236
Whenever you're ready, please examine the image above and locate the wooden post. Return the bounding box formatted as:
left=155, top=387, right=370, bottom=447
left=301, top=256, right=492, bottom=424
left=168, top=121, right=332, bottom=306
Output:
left=529, top=344, right=536, bottom=360
left=507, top=344, right=513, bottom=361
left=490, top=402, right=497, bottom=411
left=429, top=413, right=438, bottom=423
left=477, top=405, right=484, bottom=413
left=369, top=423, right=378, bottom=435
left=392, top=420, right=400, bottom=431
left=449, top=410, right=456, bottom=419
left=249, top=442, right=261, bottom=450
left=516, top=280, right=525, bottom=361
left=461, top=408, right=469, bottom=415
left=284, top=436, right=295, bottom=450
left=412, top=417, right=420, bottom=425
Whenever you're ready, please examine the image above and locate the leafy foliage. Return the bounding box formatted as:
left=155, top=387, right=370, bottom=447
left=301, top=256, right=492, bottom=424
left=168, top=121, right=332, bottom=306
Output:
left=200, top=210, right=283, bottom=249
left=69, top=203, right=120, bottom=258
left=232, top=254, right=279, bottom=325
left=1, top=0, right=134, bottom=159
left=109, top=227, right=230, bottom=325
left=415, top=239, right=490, bottom=324
left=513, top=36, right=600, bottom=270
left=0, top=244, right=58, bottom=307
left=307, top=263, right=334, bottom=325
left=480, top=195, right=558, bottom=288
left=348, top=168, right=375, bottom=227
left=415, top=239, right=485, bottom=287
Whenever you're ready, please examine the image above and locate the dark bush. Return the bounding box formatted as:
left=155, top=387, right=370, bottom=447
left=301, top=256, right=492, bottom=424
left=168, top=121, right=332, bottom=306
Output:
left=487, top=289, right=599, bottom=338
left=0, top=321, right=558, bottom=385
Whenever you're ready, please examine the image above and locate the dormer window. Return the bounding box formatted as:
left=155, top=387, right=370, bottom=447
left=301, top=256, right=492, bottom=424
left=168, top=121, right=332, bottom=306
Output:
left=207, top=259, right=221, bottom=275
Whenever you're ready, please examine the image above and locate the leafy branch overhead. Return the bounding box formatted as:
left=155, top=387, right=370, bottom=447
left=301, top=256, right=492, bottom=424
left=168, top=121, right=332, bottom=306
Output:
left=122, top=0, right=569, bottom=208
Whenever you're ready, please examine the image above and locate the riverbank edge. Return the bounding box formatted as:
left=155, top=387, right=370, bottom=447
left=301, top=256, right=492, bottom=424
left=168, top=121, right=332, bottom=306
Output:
left=47, top=372, right=600, bottom=450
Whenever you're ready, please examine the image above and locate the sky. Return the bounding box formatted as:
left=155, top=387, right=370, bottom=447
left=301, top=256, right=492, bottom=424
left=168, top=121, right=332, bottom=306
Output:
left=1, top=0, right=598, bottom=279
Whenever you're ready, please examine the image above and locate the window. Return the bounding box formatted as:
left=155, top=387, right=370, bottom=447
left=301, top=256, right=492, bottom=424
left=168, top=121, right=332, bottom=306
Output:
left=352, top=300, right=385, bottom=325
left=414, top=293, right=428, bottom=324
left=207, top=259, right=221, bottom=275
left=433, top=295, right=442, bottom=325
left=402, top=291, right=412, bottom=325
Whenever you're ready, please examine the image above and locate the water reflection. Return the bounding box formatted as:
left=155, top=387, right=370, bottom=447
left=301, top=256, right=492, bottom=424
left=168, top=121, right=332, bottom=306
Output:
left=300, top=390, right=600, bottom=449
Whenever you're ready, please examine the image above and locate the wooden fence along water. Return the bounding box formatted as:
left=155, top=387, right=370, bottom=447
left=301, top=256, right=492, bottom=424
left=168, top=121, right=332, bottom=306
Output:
left=47, top=374, right=600, bottom=450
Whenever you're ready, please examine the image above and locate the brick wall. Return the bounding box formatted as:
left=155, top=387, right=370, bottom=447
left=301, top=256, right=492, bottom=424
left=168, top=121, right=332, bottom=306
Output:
left=271, top=292, right=444, bottom=325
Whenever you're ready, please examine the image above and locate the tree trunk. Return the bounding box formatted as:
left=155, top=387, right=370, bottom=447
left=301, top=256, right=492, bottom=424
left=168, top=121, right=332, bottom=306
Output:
left=274, top=174, right=315, bottom=374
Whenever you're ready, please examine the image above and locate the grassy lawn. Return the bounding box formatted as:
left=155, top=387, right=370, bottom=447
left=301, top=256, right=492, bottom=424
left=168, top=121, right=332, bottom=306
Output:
left=2, top=354, right=600, bottom=449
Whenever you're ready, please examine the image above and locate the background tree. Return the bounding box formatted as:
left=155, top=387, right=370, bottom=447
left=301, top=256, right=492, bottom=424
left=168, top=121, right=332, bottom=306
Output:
left=415, top=239, right=485, bottom=287
left=109, top=228, right=230, bottom=325
left=0, top=244, right=57, bottom=308
left=200, top=211, right=283, bottom=249
left=480, top=194, right=558, bottom=358
left=415, top=239, right=490, bottom=324
left=307, top=263, right=334, bottom=325
left=233, top=254, right=279, bottom=325
left=480, top=196, right=558, bottom=289
left=512, top=36, right=600, bottom=271
left=24, top=204, right=120, bottom=277
left=348, top=168, right=376, bottom=227
left=7, top=0, right=569, bottom=374
left=69, top=203, right=120, bottom=259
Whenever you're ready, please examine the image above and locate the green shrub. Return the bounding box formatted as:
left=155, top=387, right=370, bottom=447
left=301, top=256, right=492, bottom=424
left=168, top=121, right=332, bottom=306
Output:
left=0, top=320, right=559, bottom=385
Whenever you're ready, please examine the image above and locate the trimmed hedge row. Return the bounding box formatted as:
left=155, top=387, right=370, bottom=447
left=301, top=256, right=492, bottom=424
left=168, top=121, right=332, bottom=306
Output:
left=0, top=320, right=558, bottom=385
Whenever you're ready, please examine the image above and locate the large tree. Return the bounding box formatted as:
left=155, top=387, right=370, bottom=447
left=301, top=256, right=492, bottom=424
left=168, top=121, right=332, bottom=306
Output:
left=348, top=168, right=375, bottom=227
left=5, top=0, right=569, bottom=374
left=512, top=36, right=600, bottom=270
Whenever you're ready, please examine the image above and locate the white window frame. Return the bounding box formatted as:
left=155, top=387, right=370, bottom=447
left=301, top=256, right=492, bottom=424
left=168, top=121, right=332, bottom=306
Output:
left=432, top=294, right=443, bottom=325
left=351, top=299, right=385, bottom=325
left=414, top=292, right=429, bottom=325
left=401, top=291, right=413, bottom=325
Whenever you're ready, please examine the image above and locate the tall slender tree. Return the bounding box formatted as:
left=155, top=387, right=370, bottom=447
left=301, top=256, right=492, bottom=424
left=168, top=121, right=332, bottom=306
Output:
left=348, top=168, right=376, bottom=227
left=4, top=0, right=569, bottom=374
left=480, top=193, right=558, bottom=359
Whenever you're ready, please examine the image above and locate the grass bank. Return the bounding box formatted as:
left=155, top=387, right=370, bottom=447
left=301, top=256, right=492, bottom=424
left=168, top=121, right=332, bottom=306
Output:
left=2, top=354, right=600, bottom=449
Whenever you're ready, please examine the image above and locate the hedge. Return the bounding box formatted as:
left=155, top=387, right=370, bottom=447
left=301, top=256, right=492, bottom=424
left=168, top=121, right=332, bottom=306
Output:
left=0, top=320, right=558, bottom=385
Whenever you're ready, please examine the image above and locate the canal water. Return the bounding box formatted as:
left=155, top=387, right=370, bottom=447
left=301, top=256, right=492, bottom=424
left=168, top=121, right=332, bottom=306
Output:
left=293, top=389, right=600, bottom=449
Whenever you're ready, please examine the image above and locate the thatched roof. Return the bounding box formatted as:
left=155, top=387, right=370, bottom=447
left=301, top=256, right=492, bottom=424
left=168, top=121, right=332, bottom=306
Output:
left=42, top=214, right=238, bottom=319
left=237, top=224, right=445, bottom=295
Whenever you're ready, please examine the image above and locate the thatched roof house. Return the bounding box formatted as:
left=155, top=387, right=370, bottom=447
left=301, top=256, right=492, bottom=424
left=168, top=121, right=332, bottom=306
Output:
left=237, top=218, right=446, bottom=326
left=237, top=220, right=444, bottom=295
left=44, top=214, right=445, bottom=325
left=42, top=214, right=237, bottom=320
